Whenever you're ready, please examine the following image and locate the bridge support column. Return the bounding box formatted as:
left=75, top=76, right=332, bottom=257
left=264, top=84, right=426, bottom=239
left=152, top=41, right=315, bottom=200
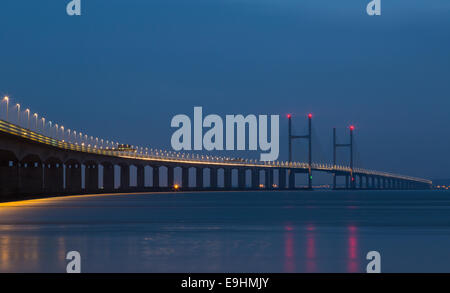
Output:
left=20, top=160, right=44, bottom=195
left=120, top=164, right=130, bottom=191
left=358, top=175, right=363, bottom=189
left=264, top=170, right=269, bottom=189
left=288, top=170, right=295, bottom=189
left=182, top=167, right=189, bottom=188
left=196, top=167, right=203, bottom=188
left=0, top=160, right=19, bottom=197
left=43, top=162, right=64, bottom=194
left=167, top=166, right=174, bottom=188
left=224, top=168, right=232, bottom=189
left=252, top=169, right=259, bottom=189
left=65, top=162, right=81, bottom=194
left=102, top=163, right=115, bottom=191
left=152, top=166, right=160, bottom=188
left=351, top=174, right=356, bottom=189
left=137, top=165, right=145, bottom=189
left=85, top=163, right=99, bottom=192
left=238, top=169, right=246, bottom=189
left=268, top=169, right=274, bottom=189
left=279, top=169, right=286, bottom=189
left=210, top=168, right=218, bottom=189
left=345, top=175, right=349, bottom=189
left=333, top=172, right=337, bottom=189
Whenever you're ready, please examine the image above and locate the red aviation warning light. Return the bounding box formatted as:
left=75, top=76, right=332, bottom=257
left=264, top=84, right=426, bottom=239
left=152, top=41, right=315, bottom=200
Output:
left=287, top=114, right=292, bottom=119
left=349, top=125, right=355, bottom=131
left=308, top=113, right=313, bottom=119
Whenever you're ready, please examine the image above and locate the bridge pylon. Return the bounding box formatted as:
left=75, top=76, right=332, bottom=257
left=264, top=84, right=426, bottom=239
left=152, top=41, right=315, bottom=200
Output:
left=333, top=125, right=355, bottom=189
left=288, top=113, right=312, bottom=189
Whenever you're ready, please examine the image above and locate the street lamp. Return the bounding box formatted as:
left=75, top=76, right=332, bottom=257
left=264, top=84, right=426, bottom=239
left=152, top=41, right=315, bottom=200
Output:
left=2, top=96, right=9, bottom=121
left=16, top=104, right=20, bottom=124
left=25, top=109, right=30, bottom=129
left=41, top=117, right=46, bottom=133
left=33, top=113, right=38, bottom=130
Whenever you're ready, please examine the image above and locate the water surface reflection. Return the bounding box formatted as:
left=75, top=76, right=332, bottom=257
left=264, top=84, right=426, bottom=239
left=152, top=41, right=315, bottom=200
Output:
left=1, top=190, right=450, bottom=272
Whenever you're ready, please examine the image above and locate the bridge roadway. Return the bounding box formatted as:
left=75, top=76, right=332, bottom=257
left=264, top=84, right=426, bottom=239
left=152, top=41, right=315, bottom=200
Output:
left=0, top=119, right=432, bottom=198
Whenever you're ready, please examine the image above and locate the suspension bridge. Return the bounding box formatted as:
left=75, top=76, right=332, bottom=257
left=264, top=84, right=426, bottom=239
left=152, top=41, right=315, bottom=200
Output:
left=0, top=96, right=432, bottom=198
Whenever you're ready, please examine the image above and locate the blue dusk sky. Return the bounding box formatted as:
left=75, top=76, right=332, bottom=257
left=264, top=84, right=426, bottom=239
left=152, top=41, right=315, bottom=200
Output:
left=0, top=0, right=449, bottom=179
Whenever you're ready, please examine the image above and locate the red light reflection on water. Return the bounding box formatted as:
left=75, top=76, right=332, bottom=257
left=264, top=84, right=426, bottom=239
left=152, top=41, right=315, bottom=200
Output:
left=284, top=224, right=295, bottom=272
left=347, top=225, right=359, bottom=273
left=305, top=224, right=317, bottom=272
left=284, top=223, right=319, bottom=273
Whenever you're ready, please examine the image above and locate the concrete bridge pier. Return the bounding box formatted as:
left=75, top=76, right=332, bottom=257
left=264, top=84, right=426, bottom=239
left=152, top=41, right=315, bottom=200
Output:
left=279, top=169, right=286, bottom=189
left=20, top=156, right=44, bottom=195
left=264, top=170, right=269, bottom=189
left=167, top=166, right=174, bottom=188
left=345, top=175, right=349, bottom=189
left=153, top=166, right=160, bottom=188
left=44, top=161, right=63, bottom=194
left=182, top=167, right=189, bottom=188
left=364, top=175, right=369, bottom=189
left=65, top=161, right=81, bottom=194
left=252, top=169, right=260, bottom=189
left=0, top=158, right=19, bottom=197
left=288, top=170, right=295, bottom=189
left=102, top=163, right=115, bottom=191
left=85, top=163, right=99, bottom=192
left=238, top=169, right=246, bottom=189
left=350, top=174, right=356, bottom=189
left=120, top=164, right=130, bottom=191
left=210, top=168, right=218, bottom=189
left=196, top=167, right=203, bottom=189
left=268, top=169, right=274, bottom=189
left=223, top=168, right=232, bottom=189
left=136, top=165, right=145, bottom=189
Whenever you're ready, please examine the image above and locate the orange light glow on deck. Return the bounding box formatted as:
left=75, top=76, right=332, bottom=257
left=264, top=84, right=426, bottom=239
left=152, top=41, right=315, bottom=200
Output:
left=173, top=184, right=180, bottom=190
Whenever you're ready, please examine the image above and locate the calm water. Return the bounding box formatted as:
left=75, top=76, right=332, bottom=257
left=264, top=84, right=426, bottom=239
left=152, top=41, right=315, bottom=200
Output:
left=0, top=190, right=450, bottom=273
